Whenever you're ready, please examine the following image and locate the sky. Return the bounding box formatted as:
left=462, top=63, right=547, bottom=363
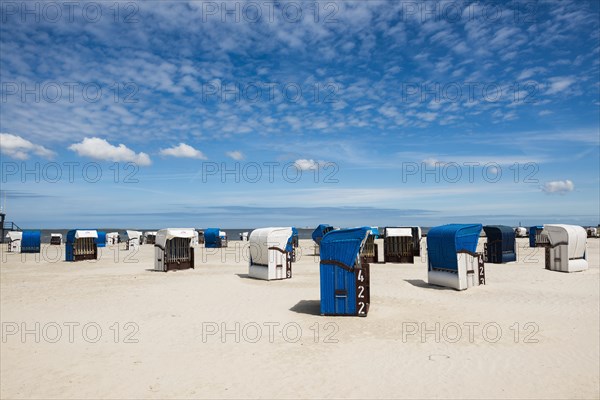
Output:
left=0, top=0, right=599, bottom=229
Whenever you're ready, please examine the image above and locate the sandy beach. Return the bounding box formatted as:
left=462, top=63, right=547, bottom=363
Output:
left=2, top=0, right=599, bottom=398
left=1, top=237, right=598, bottom=399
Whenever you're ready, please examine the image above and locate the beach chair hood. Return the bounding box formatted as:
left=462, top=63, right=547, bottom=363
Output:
left=155, top=228, right=196, bottom=248
left=427, top=224, right=482, bottom=271
left=249, top=227, right=293, bottom=266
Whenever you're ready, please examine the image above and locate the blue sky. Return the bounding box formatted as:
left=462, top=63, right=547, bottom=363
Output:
left=1, top=0, right=599, bottom=229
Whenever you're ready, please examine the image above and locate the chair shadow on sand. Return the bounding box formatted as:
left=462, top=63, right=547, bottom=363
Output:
left=144, top=269, right=193, bottom=272
left=236, top=273, right=252, bottom=279
left=289, top=300, right=321, bottom=316
left=405, top=279, right=454, bottom=291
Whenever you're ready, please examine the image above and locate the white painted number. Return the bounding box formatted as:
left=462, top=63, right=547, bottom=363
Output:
left=358, top=302, right=365, bottom=315
left=358, top=286, right=364, bottom=298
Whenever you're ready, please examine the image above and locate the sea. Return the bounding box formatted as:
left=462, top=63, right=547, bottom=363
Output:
left=32, top=227, right=434, bottom=244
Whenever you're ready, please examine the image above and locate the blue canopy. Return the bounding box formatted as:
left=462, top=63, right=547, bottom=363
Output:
left=321, top=227, right=370, bottom=269
left=66, top=230, right=78, bottom=245
left=320, top=227, right=370, bottom=315
left=427, top=224, right=482, bottom=270
left=483, top=225, right=516, bottom=263
left=484, top=225, right=515, bottom=250
left=287, top=227, right=298, bottom=252
left=369, top=227, right=380, bottom=238
left=529, top=225, right=544, bottom=247
left=312, top=224, right=333, bottom=244
left=96, top=231, right=106, bottom=248
left=205, top=228, right=221, bottom=248
left=21, top=230, right=41, bottom=253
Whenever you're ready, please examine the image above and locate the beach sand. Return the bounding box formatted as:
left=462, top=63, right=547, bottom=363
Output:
left=1, top=238, right=599, bottom=399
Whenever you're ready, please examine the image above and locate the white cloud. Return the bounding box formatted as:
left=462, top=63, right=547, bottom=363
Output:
left=538, top=110, right=553, bottom=116
left=159, top=143, right=206, bottom=160
left=422, top=158, right=448, bottom=167
left=284, top=116, right=302, bottom=130
left=546, top=76, right=575, bottom=95
left=416, top=112, right=437, bottom=122
left=332, top=101, right=348, bottom=111
left=294, top=159, right=322, bottom=171
left=0, top=133, right=55, bottom=160
left=378, top=105, right=400, bottom=118
left=492, top=110, right=518, bottom=122
left=517, top=67, right=547, bottom=80
left=69, top=137, right=151, bottom=166
left=542, top=180, right=574, bottom=194
left=226, top=150, right=244, bottom=160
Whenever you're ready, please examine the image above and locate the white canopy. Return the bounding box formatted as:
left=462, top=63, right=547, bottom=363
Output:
left=50, top=233, right=63, bottom=238
left=144, top=231, right=157, bottom=236
left=75, top=230, right=97, bottom=239
left=6, top=231, right=23, bottom=241
left=249, top=227, right=293, bottom=266
left=156, top=228, right=196, bottom=247
left=126, top=230, right=142, bottom=240
left=106, top=232, right=119, bottom=238
left=386, top=227, right=413, bottom=237
left=544, top=224, right=587, bottom=259
left=219, top=230, right=227, bottom=238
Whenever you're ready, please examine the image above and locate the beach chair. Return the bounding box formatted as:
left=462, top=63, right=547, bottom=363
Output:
left=427, top=224, right=485, bottom=290
left=21, top=231, right=41, bottom=253
left=66, top=230, right=98, bottom=261
left=544, top=224, right=588, bottom=272
left=384, top=227, right=415, bottom=263
left=319, top=227, right=371, bottom=316
left=248, top=227, right=294, bottom=280
left=483, top=225, right=517, bottom=263
left=154, top=228, right=195, bottom=272
left=50, top=233, right=62, bottom=245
